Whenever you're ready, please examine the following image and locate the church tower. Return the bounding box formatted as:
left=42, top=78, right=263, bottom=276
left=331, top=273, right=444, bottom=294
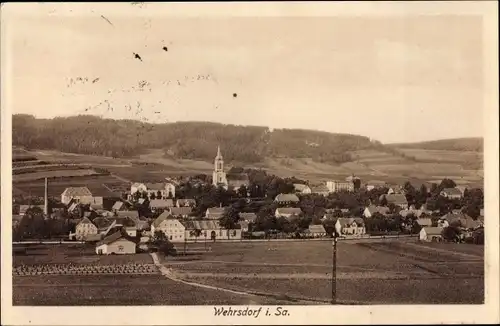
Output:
left=212, top=146, right=228, bottom=189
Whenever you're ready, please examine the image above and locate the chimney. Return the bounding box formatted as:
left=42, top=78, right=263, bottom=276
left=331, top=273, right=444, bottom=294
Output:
left=44, top=177, right=48, bottom=215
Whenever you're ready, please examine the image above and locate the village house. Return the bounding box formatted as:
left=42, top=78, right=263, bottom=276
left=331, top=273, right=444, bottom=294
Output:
left=365, top=180, right=387, bottom=191
left=176, top=199, right=196, bottom=207
left=151, top=213, right=186, bottom=242
left=419, top=227, right=444, bottom=242
left=61, top=187, right=93, bottom=205
left=274, top=193, right=300, bottom=205
left=308, top=224, right=327, bottom=237
left=380, top=194, right=409, bottom=209
left=12, top=215, right=23, bottom=230
left=89, top=196, right=104, bottom=210
left=238, top=220, right=251, bottom=232
left=205, top=207, right=227, bottom=220
left=168, top=206, right=194, bottom=218
left=275, top=207, right=303, bottom=219
left=440, top=188, right=463, bottom=199
left=95, top=230, right=137, bottom=255
left=227, top=174, right=250, bottom=192
left=19, top=204, right=45, bottom=216
left=335, top=217, right=366, bottom=236
left=238, top=212, right=257, bottom=223
left=439, top=213, right=483, bottom=230
left=399, top=206, right=432, bottom=218
left=293, top=184, right=312, bottom=194
left=115, top=210, right=140, bottom=220
left=145, top=183, right=175, bottom=199
left=311, top=184, right=330, bottom=196
left=113, top=216, right=139, bottom=237
left=183, top=220, right=242, bottom=241
left=92, top=217, right=116, bottom=236
left=416, top=217, right=433, bottom=228
left=111, top=201, right=129, bottom=212
left=149, top=199, right=175, bottom=211
left=363, top=205, right=390, bottom=218
left=72, top=217, right=98, bottom=241
left=326, top=180, right=354, bottom=193
left=130, top=182, right=147, bottom=195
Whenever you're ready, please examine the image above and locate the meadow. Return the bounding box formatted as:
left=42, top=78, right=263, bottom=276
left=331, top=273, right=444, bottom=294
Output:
left=164, top=239, right=484, bottom=304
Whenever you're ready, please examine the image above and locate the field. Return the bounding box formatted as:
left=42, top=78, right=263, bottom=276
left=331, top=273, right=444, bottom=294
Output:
left=11, top=244, right=294, bottom=305
left=162, top=239, right=484, bottom=304
left=11, top=147, right=483, bottom=187
left=13, top=175, right=129, bottom=197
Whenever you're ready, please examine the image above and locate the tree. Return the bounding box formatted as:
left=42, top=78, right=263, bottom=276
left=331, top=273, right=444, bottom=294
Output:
left=151, top=231, right=177, bottom=256
left=157, top=190, right=163, bottom=199
left=219, top=206, right=240, bottom=236
left=442, top=226, right=461, bottom=243
left=150, top=192, right=157, bottom=200
left=237, top=185, right=248, bottom=198
left=439, top=178, right=456, bottom=190
left=189, top=229, right=202, bottom=242
left=380, top=196, right=388, bottom=206
left=353, top=178, right=361, bottom=190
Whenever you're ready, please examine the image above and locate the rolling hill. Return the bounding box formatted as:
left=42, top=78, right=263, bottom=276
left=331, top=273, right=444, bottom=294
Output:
left=12, top=115, right=484, bottom=187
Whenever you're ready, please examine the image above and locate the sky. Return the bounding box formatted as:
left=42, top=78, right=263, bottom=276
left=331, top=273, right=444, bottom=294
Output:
left=3, top=3, right=485, bottom=143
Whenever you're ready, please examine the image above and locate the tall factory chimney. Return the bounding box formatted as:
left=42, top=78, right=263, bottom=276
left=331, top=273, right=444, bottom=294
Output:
left=44, top=177, right=48, bottom=215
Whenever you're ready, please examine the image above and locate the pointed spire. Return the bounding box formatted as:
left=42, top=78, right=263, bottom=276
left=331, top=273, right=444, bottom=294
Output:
left=217, top=145, right=221, bottom=157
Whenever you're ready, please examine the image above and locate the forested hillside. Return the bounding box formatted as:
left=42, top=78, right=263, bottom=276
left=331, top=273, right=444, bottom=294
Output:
left=13, top=114, right=386, bottom=164
left=389, top=138, right=483, bottom=152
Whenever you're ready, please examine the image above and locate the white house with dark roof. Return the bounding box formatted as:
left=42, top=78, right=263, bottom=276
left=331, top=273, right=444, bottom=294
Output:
left=95, top=230, right=136, bottom=255
left=293, top=184, right=312, bottom=194
left=176, top=199, right=196, bottom=207
left=61, top=187, right=93, bottom=205
left=168, top=206, right=193, bottom=218
left=72, top=217, right=98, bottom=241
left=182, top=220, right=242, bottom=241
left=440, top=188, right=463, bottom=199
left=363, top=205, right=390, bottom=218
left=335, top=217, right=366, bottom=236
left=275, top=207, right=302, bottom=219
left=238, top=212, right=257, bottom=223
left=274, top=193, right=300, bottom=205
left=380, top=194, right=408, bottom=209
left=326, top=180, right=354, bottom=193
left=205, top=207, right=227, bottom=220
left=149, top=199, right=175, bottom=210
left=151, top=212, right=185, bottom=242
left=419, top=227, right=443, bottom=242
left=308, top=224, right=327, bottom=237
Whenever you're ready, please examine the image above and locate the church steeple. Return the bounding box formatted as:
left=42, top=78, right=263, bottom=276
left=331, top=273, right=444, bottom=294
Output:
left=213, top=146, right=228, bottom=188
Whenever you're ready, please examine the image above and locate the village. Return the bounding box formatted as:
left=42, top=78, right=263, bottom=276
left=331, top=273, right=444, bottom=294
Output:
left=12, top=146, right=485, bottom=255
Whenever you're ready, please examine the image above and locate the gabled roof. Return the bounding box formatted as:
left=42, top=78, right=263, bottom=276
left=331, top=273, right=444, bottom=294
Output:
left=169, top=206, right=193, bottom=216
left=113, top=216, right=137, bottom=227
left=293, top=184, right=311, bottom=192
left=311, top=185, right=329, bottom=193
left=238, top=212, right=257, bottom=222
left=441, top=188, right=463, bottom=196
left=421, top=227, right=443, bottom=236
left=365, top=205, right=390, bottom=215
left=112, top=201, right=125, bottom=211
left=337, top=217, right=365, bottom=227
left=182, top=220, right=222, bottom=230
left=19, top=205, right=44, bottom=214
left=206, top=207, right=227, bottom=215
left=238, top=220, right=249, bottom=230
left=416, top=218, right=432, bottom=227
left=152, top=213, right=171, bottom=228
left=93, top=216, right=114, bottom=229
left=309, top=224, right=326, bottom=233
left=228, top=179, right=250, bottom=188
left=96, top=230, right=136, bottom=247
left=275, top=207, right=302, bottom=215
left=150, top=199, right=174, bottom=208
left=138, top=198, right=146, bottom=205
left=131, top=182, right=145, bottom=188
left=383, top=194, right=408, bottom=205
left=116, top=210, right=139, bottom=219
left=177, top=199, right=196, bottom=206
left=274, top=193, right=300, bottom=203
left=145, top=183, right=165, bottom=191
left=61, top=187, right=92, bottom=197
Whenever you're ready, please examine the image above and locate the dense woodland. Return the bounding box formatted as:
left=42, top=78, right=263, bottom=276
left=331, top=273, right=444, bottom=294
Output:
left=389, top=138, right=483, bottom=152
left=13, top=114, right=385, bottom=164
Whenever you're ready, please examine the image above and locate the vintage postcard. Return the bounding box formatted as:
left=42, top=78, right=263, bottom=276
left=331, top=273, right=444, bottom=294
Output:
left=1, top=1, right=499, bottom=325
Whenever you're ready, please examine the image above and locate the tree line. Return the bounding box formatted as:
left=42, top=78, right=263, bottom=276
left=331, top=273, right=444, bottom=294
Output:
left=13, top=114, right=382, bottom=164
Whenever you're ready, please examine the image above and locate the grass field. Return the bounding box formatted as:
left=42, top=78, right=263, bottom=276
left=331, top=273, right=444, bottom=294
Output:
left=13, top=174, right=128, bottom=197
left=162, top=239, right=484, bottom=304
left=11, top=147, right=483, bottom=187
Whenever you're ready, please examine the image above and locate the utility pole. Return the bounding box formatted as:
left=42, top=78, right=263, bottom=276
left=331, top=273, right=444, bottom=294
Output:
left=331, top=235, right=338, bottom=304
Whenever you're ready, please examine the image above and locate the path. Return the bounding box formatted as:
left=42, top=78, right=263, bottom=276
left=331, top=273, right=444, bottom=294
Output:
left=150, top=253, right=326, bottom=305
